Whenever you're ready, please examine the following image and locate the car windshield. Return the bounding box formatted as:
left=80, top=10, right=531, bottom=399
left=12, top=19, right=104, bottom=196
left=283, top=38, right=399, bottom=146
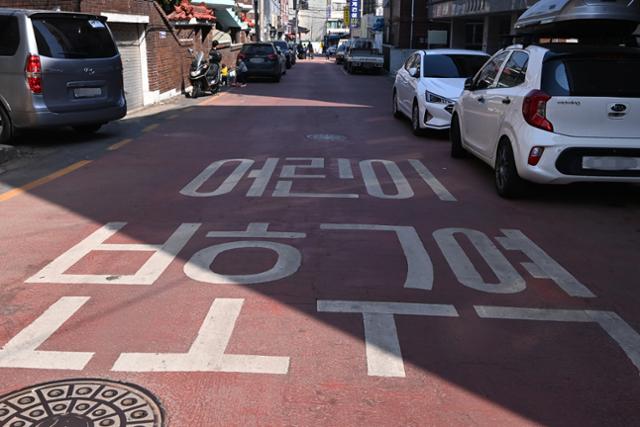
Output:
left=32, top=16, right=118, bottom=59
left=422, top=54, right=489, bottom=78
left=542, top=53, right=640, bottom=98
left=351, top=40, right=373, bottom=51
left=242, top=44, right=275, bottom=55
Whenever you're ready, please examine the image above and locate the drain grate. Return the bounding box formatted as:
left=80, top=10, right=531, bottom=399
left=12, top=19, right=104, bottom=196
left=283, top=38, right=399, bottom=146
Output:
left=305, top=133, right=347, bottom=142
left=0, top=378, right=164, bottom=427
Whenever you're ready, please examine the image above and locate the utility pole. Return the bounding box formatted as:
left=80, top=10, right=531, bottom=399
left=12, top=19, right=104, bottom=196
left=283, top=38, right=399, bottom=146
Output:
left=295, top=8, right=300, bottom=43
left=254, top=0, right=261, bottom=41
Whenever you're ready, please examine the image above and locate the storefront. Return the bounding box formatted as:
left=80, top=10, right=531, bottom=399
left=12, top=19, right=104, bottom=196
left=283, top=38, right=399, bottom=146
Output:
left=427, top=0, right=530, bottom=52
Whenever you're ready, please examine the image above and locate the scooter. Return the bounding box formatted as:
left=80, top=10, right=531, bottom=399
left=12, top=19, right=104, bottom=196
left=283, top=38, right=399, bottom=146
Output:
left=188, top=49, right=221, bottom=98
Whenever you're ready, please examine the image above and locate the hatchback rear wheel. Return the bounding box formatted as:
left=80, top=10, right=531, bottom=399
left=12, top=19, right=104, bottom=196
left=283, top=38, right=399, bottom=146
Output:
left=495, top=140, right=527, bottom=198
left=450, top=115, right=466, bottom=158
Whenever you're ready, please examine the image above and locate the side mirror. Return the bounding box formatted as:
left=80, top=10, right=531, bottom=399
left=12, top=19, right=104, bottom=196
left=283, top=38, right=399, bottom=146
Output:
left=408, top=67, right=418, bottom=78
left=464, top=77, right=474, bottom=91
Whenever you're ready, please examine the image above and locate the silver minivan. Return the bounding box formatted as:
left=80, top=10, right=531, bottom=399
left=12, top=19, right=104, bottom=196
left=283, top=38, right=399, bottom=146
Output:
left=0, top=9, right=126, bottom=143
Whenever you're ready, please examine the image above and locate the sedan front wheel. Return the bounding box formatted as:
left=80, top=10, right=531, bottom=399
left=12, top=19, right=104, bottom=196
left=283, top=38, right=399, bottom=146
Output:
left=411, top=102, right=422, bottom=136
left=392, top=91, right=402, bottom=119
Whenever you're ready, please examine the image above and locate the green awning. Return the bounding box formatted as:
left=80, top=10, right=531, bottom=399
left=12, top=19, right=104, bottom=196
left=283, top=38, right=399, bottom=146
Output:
left=214, top=7, right=243, bottom=29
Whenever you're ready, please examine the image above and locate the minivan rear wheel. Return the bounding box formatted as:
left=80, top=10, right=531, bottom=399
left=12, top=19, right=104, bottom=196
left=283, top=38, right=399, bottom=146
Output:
left=73, top=124, right=102, bottom=135
left=0, top=105, right=13, bottom=144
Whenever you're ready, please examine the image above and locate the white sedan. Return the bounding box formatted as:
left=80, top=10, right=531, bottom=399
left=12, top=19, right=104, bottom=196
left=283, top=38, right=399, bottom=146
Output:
left=393, top=49, right=489, bottom=134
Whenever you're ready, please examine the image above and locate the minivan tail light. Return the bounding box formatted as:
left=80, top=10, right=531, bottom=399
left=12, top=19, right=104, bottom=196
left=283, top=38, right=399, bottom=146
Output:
left=522, top=90, right=553, bottom=132
left=25, top=54, right=42, bottom=94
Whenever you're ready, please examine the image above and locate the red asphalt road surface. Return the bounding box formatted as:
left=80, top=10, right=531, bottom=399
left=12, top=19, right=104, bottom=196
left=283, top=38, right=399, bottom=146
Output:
left=1, top=58, right=640, bottom=426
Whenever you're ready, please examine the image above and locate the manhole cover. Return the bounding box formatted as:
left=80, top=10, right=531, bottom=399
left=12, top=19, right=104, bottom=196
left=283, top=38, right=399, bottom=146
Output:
left=0, top=379, right=164, bottom=427
left=305, top=133, right=347, bottom=142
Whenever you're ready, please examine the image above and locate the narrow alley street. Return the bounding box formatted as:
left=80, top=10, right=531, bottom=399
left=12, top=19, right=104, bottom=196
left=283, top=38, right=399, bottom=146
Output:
left=1, top=58, right=640, bottom=426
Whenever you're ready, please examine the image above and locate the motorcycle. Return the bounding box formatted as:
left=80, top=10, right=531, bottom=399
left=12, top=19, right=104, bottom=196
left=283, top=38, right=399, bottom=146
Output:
left=297, top=45, right=306, bottom=60
left=188, top=49, right=221, bottom=98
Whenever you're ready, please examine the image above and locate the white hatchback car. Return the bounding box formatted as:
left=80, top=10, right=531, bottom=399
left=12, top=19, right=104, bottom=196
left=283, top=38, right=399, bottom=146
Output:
left=451, top=43, right=640, bottom=197
left=392, top=49, right=490, bottom=134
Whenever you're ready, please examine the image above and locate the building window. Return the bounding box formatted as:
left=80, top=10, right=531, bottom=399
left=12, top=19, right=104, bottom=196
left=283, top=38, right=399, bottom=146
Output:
left=464, top=22, right=483, bottom=50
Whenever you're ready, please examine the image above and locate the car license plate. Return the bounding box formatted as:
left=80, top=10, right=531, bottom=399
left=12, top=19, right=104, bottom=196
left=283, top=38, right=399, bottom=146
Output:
left=250, top=58, right=264, bottom=63
left=74, top=87, right=102, bottom=98
left=582, top=156, right=640, bottom=171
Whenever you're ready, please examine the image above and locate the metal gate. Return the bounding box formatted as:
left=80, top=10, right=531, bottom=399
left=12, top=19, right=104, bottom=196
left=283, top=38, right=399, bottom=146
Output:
left=109, top=23, right=144, bottom=110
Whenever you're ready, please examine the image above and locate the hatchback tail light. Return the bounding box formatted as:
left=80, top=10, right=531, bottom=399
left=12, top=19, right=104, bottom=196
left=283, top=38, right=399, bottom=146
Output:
left=267, top=53, right=277, bottom=61
left=522, top=90, right=553, bottom=132
left=237, top=52, right=246, bottom=61
left=25, top=54, right=42, bottom=94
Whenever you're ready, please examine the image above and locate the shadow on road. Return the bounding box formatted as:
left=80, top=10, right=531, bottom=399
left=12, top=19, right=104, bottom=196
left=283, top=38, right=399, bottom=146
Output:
left=1, top=58, right=639, bottom=426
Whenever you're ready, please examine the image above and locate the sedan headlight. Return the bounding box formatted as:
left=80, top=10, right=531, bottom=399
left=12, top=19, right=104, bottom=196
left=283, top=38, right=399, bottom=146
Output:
left=425, top=91, right=454, bottom=104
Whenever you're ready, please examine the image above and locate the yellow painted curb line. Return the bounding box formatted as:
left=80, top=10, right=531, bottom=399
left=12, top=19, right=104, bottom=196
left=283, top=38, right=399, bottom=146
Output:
left=107, top=138, right=133, bottom=151
left=0, top=160, right=92, bottom=202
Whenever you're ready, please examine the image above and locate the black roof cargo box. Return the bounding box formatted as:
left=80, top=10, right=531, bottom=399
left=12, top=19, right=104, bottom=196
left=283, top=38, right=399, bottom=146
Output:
left=514, top=0, right=640, bottom=37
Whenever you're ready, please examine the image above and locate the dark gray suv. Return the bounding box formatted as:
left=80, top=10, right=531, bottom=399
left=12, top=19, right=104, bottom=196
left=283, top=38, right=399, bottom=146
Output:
left=0, top=9, right=127, bottom=143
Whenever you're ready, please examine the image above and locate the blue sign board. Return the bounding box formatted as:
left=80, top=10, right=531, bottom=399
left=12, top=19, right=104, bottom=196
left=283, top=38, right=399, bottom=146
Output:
left=349, top=0, right=360, bottom=28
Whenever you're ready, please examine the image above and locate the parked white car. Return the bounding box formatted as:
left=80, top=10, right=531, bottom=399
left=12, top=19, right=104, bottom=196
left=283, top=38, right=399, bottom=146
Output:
left=392, top=49, right=490, bottom=134
left=451, top=43, right=640, bottom=198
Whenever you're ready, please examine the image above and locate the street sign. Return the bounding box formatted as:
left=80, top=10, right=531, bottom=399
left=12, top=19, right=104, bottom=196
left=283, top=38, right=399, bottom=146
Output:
left=349, top=0, right=360, bottom=28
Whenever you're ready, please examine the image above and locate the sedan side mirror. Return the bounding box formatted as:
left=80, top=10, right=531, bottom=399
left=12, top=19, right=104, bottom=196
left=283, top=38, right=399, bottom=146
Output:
left=464, top=77, right=474, bottom=91
left=408, top=67, right=418, bottom=78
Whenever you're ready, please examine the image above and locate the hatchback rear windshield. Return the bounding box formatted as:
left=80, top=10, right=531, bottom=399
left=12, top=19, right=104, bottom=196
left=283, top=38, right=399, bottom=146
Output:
left=242, top=44, right=275, bottom=55
left=422, top=54, right=489, bottom=78
left=32, top=16, right=118, bottom=59
left=542, top=53, right=640, bottom=98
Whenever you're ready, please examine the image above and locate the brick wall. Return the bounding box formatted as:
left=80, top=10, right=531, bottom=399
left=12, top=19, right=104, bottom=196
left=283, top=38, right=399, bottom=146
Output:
left=1, top=0, right=243, bottom=98
left=81, top=0, right=192, bottom=95
left=1, top=0, right=80, bottom=10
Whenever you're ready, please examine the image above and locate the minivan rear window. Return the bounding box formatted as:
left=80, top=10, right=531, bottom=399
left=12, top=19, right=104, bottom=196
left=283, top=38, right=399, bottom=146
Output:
left=0, top=16, right=20, bottom=56
left=32, top=16, right=118, bottom=59
left=542, top=54, right=640, bottom=98
left=242, top=44, right=275, bottom=55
